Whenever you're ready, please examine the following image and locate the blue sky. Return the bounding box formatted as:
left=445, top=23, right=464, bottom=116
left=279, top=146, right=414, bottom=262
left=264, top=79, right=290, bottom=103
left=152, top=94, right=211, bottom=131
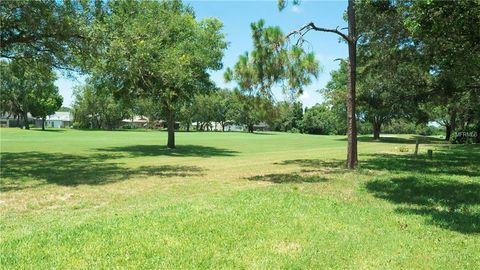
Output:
left=56, top=0, right=349, bottom=108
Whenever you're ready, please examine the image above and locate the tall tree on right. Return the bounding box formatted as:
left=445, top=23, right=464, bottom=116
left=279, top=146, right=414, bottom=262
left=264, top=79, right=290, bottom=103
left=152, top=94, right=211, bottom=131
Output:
left=404, top=0, right=480, bottom=141
left=279, top=0, right=358, bottom=169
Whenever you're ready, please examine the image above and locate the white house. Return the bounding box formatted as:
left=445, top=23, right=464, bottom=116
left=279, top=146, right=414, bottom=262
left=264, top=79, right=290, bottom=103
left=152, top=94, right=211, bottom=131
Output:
left=35, top=112, right=73, bottom=128
left=191, top=121, right=244, bottom=132
left=122, top=115, right=148, bottom=128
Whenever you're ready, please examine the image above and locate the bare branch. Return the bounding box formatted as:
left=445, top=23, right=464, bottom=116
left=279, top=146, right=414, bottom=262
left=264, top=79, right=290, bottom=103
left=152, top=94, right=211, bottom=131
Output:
left=286, top=22, right=350, bottom=43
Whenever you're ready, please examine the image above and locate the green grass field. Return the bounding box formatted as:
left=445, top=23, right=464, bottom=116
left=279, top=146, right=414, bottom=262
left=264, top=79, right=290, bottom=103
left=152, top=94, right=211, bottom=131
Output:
left=1, top=128, right=479, bottom=269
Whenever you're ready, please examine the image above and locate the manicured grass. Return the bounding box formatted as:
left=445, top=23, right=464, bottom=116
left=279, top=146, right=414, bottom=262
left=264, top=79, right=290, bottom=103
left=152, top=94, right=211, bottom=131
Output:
left=1, top=128, right=479, bottom=269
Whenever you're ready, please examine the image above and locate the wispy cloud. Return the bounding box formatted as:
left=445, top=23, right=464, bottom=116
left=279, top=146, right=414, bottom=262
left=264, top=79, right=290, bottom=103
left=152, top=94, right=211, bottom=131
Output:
left=291, top=6, right=301, bottom=14
left=300, top=90, right=310, bottom=101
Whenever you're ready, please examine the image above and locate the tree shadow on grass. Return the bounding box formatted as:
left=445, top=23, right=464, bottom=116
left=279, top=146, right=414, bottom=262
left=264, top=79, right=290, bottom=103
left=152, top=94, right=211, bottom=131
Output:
left=31, top=129, right=67, bottom=132
left=360, top=145, right=480, bottom=177
left=251, top=132, right=277, bottom=135
left=276, top=144, right=480, bottom=233
left=365, top=176, right=480, bottom=234
left=335, top=135, right=446, bottom=144
left=96, top=144, right=238, bottom=158
left=247, top=173, right=327, bottom=184
left=0, top=152, right=205, bottom=192
left=275, top=159, right=348, bottom=174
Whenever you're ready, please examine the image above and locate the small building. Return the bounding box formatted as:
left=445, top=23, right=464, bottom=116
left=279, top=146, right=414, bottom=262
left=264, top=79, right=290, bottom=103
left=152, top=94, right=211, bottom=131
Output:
left=226, top=123, right=244, bottom=132
left=35, top=112, right=73, bottom=128
left=122, top=116, right=148, bottom=128
left=253, top=122, right=270, bottom=131
left=1, top=113, right=34, bottom=127
left=191, top=121, right=244, bottom=132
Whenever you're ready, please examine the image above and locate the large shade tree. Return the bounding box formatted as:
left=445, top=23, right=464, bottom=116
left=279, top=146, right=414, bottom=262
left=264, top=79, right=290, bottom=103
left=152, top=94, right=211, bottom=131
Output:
left=404, top=0, right=480, bottom=140
left=90, top=0, right=226, bottom=148
left=355, top=0, right=430, bottom=140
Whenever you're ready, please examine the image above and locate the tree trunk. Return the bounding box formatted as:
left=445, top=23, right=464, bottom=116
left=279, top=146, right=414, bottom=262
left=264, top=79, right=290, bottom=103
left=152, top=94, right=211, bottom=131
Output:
left=346, top=0, right=357, bottom=169
left=42, top=117, right=45, bottom=131
left=445, top=124, right=452, bottom=141
left=167, top=108, right=175, bottom=149
left=248, top=124, right=254, bottom=133
left=445, top=109, right=457, bottom=141
left=221, top=122, right=225, bottom=132
left=372, top=121, right=381, bottom=140
left=186, top=122, right=190, bottom=132
left=23, top=112, right=30, bottom=129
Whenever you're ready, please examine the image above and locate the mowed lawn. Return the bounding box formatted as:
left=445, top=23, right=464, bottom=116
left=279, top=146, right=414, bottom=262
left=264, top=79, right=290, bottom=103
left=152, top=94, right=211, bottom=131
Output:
left=1, top=128, right=479, bottom=269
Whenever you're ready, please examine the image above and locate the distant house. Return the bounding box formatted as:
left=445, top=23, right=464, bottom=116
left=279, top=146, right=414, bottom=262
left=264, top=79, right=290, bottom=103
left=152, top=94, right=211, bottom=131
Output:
left=226, top=123, right=243, bottom=132
left=191, top=121, right=244, bottom=132
left=122, top=116, right=148, bottom=128
left=0, top=113, right=34, bottom=127
left=35, top=112, right=73, bottom=128
left=253, top=122, right=269, bottom=131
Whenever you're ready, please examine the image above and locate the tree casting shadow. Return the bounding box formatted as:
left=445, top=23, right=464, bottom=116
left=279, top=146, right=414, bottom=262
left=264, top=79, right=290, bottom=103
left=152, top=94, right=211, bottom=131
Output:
left=0, top=152, right=205, bottom=192
left=365, top=176, right=480, bottom=234
left=96, top=144, right=239, bottom=158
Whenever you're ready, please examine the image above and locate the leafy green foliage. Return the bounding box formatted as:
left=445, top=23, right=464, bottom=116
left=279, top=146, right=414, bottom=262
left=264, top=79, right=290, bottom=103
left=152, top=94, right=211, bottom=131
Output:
left=271, top=101, right=303, bottom=132
left=89, top=0, right=227, bottom=146
left=226, top=90, right=273, bottom=133
left=72, top=82, right=131, bottom=129
left=29, top=85, right=63, bottom=129
left=0, top=0, right=100, bottom=70
left=225, top=20, right=319, bottom=99
left=0, top=59, right=60, bottom=129
left=302, top=104, right=336, bottom=135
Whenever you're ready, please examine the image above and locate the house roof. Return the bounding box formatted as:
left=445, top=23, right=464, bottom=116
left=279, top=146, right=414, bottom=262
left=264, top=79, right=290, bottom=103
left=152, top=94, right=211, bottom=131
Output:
left=46, top=112, right=73, bottom=121
left=122, top=116, right=149, bottom=123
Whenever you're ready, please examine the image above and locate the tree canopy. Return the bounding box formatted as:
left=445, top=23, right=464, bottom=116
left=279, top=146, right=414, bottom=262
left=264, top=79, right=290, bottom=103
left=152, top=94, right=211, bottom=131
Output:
left=89, top=0, right=227, bottom=148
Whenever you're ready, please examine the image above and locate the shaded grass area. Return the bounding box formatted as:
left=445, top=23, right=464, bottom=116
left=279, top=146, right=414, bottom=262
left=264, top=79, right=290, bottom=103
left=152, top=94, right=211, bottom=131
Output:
left=274, top=145, right=480, bottom=234
left=365, top=176, right=480, bottom=234
left=96, top=144, right=238, bottom=157
left=0, top=151, right=205, bottom=192
left=1, top=143, right=237, bottom=191
left=248, top=173, right=327, bottom=183
left=336, top=135, right=446, bottom=144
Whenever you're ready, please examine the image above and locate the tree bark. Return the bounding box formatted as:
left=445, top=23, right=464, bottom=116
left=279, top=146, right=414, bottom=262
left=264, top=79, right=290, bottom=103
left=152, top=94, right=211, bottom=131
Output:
left=345, top=0, right=357, bottom=169
left=167, top=108, right=175, bottom=149
left=23, top=112, right=30, bottom=129
left=372, top=121, right=381, bottom=140
left=445, top=109, right=457, bottom=141
left=445, top=124, right=452, bottom=141
left=42, top=117, right=45, bottom=131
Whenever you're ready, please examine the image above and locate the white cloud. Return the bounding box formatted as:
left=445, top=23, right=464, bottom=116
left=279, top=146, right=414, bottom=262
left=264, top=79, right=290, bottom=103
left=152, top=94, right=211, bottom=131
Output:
left=291, top=6, right=301, bottom=13
left=300, top=90, right=310, bottom=101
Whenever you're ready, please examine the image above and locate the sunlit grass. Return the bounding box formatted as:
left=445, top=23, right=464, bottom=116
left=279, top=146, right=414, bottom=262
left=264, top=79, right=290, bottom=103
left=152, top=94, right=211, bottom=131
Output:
left=1, top=128, right=479, bottom=269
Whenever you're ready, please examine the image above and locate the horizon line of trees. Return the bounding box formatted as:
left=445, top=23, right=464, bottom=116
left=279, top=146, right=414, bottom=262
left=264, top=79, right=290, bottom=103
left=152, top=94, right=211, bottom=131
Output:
left=71, top=82, right=447, bottom=137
